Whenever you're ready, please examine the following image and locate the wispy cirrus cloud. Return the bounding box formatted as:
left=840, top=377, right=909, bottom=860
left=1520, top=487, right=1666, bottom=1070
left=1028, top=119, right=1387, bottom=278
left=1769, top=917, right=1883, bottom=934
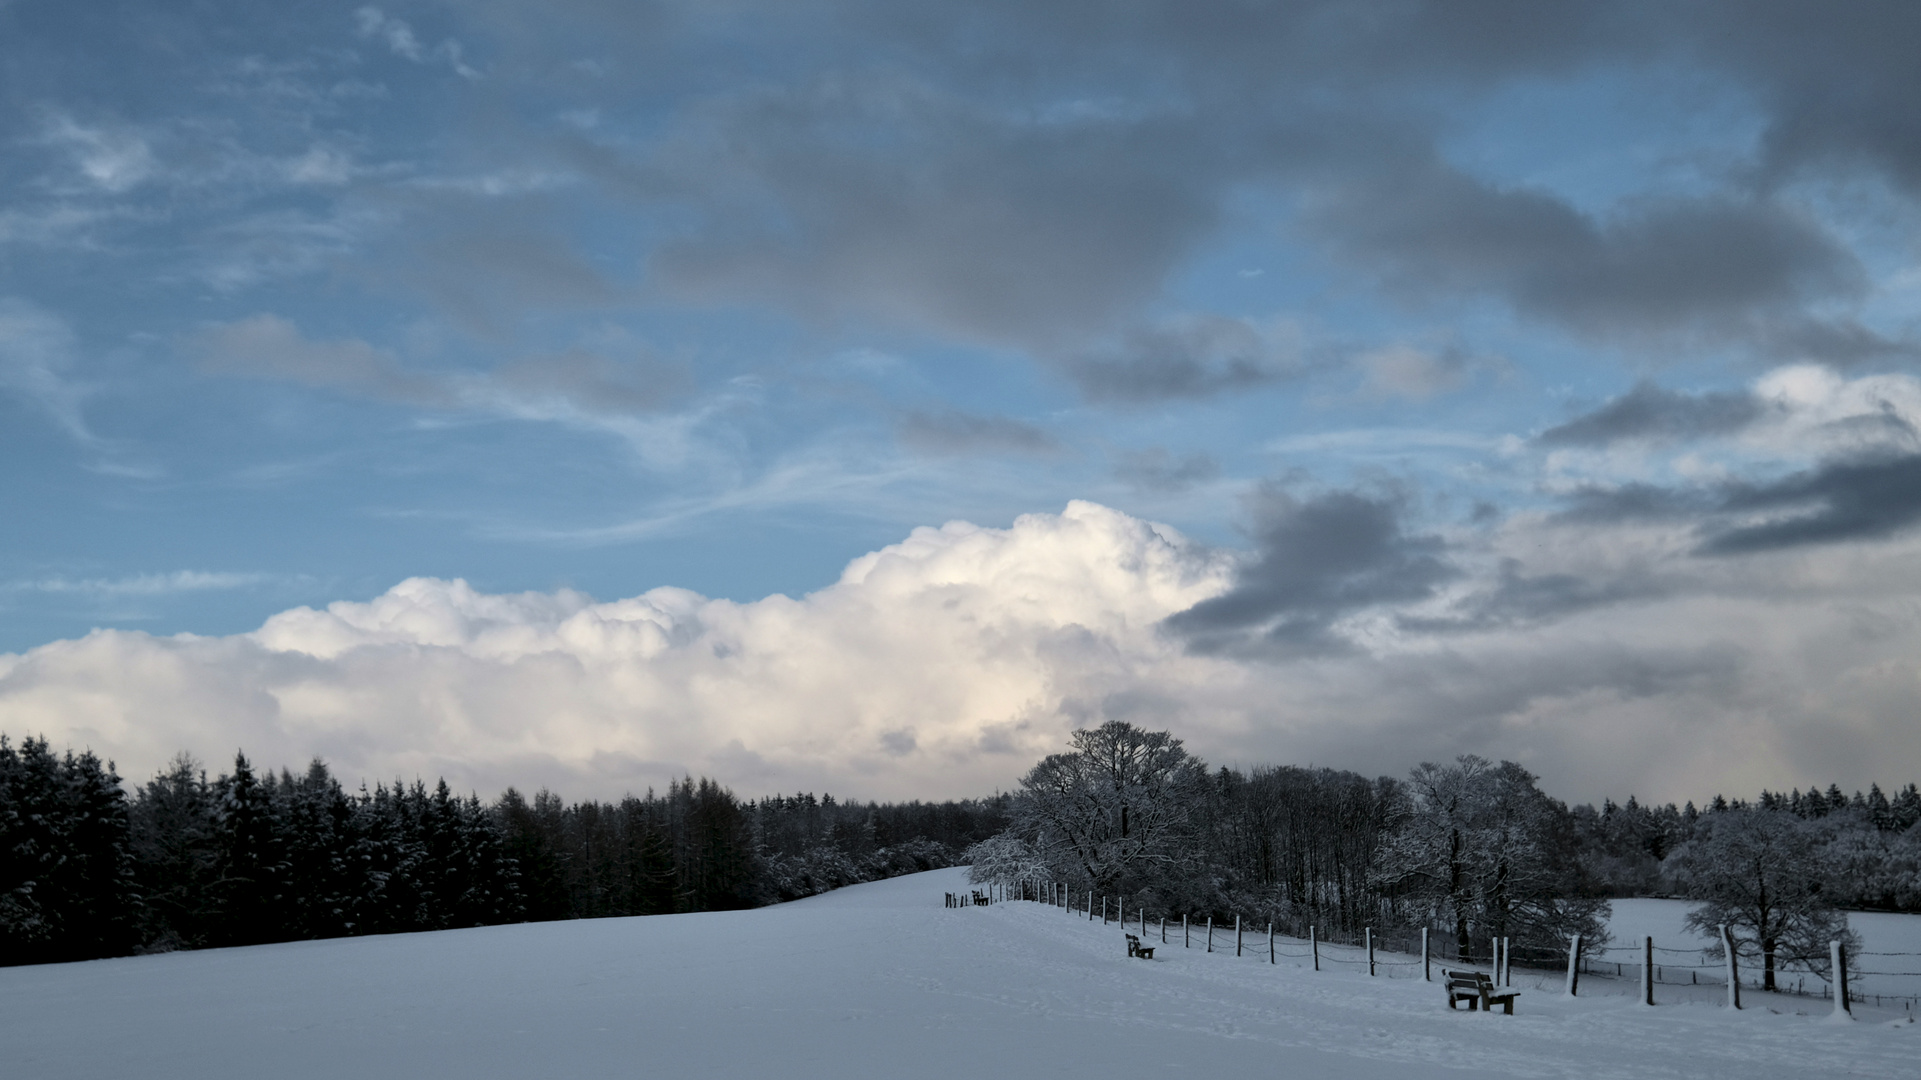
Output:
left=4, top=570, right=276, bottom=598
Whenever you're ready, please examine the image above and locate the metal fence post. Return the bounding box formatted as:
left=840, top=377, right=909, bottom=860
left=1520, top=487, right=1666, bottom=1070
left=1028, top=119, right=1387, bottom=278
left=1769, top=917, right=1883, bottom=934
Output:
left=1642, top=936, right=1654, bottom=1006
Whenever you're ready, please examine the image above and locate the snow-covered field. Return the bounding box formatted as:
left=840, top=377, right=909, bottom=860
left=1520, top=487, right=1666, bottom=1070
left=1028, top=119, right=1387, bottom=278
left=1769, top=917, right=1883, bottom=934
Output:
left=3, top=868, right=1916, bottom=1080
left=1589, top=898, right=1921, bottom=1005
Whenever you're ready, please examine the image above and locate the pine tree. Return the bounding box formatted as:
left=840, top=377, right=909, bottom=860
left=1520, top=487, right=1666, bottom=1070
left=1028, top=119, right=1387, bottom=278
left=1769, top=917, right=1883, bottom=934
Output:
left=211, top=753, right=289, bottom=945
left=130, top=754, right=220, bottom=949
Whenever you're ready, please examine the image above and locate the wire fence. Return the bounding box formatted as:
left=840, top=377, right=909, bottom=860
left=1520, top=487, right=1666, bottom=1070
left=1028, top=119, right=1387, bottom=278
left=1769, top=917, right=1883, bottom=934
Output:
left=948, top=880, right=1921, bottom=1013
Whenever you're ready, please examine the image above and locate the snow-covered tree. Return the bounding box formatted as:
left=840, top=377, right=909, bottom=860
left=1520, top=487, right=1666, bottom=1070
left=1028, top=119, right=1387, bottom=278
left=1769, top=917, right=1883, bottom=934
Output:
left=1671, top=807, right=1859, bottom=991
left=964, top=832, right=1047, bottom=886
left=1371, top=756, right=1607, bottom=963
left=1012, top=721, right=1207, bottom=893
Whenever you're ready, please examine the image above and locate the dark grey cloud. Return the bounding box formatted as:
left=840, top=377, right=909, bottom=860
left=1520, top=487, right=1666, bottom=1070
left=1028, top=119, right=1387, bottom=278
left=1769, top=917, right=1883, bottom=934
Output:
left=1701, top=453, right=1921, bottom=554
left=15, top=0, right=1921, bottom=406
left=1112, top=447, right=1219, bottom=494
left=895, top=409, right=1059, bottom=457
left=1536, top=382, right=1764, bottom=448
left=1307, top=164, right=1865, bottom=343
left=1062, top=315, right=1302, bottom=403
left=645, top=75, right=1225, bottom=352
left=1165, top=485, right=1455, bottom=654
left=1407, top=557, right=1673, bottom=633
left=1549, top=483, right=1709, bottom=525
left=1694, top=1, right=1921, bottom=196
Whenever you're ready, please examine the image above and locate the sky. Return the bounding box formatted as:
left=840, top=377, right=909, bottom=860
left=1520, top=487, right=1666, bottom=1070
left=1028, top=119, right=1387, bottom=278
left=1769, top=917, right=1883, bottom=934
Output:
left=5, top=1, right=1921, bottom=807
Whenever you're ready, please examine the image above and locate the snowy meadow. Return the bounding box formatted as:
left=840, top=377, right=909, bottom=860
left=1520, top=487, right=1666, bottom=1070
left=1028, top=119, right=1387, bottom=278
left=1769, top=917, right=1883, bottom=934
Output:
left=4, top=868, right=1916, bottom=1080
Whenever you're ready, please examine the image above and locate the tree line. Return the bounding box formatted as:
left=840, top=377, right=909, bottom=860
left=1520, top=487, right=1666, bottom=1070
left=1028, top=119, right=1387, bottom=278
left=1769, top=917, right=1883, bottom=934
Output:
left=0, top=734, right=1007, bottom=966
left=971, top=721, right=1921, bottom=990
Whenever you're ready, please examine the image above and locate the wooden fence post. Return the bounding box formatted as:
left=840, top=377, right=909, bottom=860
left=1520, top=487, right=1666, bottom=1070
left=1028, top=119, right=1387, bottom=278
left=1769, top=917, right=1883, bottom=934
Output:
left=1269, top=923, right=1275, bottom=965
left=1183, top=913, right=1189, bottom=949
left=1236, top=915, right=1243, bottom=957
left=1207, top=916, right=1214, bottom=953
left=1832, top=940, right=1852, bottom=1019
left=1160, top=915, right=1166, bottom=944
left=1366, top=927, right=1375, bottom=976
left=1565, top=933, right=1581, bottom=997
left=1502, top=936, right=1510, bottom=986
left=1720, top=924, right=1740, bottom=1009
left=1311, top=925, right=1319, bottom=971
left=1422, top=927, right=1430, bottom=982
left=1642, top=936, right=1654, bottom=1006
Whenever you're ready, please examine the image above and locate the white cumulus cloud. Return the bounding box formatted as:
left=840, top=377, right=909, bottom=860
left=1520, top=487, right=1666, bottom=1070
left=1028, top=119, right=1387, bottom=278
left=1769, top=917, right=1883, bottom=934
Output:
left=7, top=500, right=1921, bottom=809
left=0, top=503, right=1233, bottom=801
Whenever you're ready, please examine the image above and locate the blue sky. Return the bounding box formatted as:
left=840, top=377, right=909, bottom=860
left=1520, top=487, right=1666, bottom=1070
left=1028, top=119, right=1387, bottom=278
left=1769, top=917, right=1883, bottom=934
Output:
left=6, top=2, right=1921, bottom=803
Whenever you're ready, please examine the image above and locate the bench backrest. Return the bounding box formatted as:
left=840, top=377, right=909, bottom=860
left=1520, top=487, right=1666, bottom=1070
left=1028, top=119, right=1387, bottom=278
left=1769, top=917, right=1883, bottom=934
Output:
left=1126, top=933, right=1141, bottom=943
left=1442, top=969, right=1493, bottom=991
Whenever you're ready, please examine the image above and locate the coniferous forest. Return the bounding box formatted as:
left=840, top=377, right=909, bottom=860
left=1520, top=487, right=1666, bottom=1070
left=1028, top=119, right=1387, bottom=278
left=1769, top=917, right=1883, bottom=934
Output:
left=0, top=734, right=1006, bottom=966
left=7, top=724, right=1921, bottom=972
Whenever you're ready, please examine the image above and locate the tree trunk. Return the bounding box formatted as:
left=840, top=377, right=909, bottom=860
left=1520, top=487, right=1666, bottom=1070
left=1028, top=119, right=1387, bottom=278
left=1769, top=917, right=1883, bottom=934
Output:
left=1449, top=826, right=1472, bottom=961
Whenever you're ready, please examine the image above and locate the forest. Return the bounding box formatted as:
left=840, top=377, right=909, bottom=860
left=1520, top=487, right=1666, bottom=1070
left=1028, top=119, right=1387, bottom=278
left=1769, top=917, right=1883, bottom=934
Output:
left=969, top=722, right=1921, bottom=987
left=0, top=734, right=1006, bottom=966
left=6, top=723, right=1919, bottom=984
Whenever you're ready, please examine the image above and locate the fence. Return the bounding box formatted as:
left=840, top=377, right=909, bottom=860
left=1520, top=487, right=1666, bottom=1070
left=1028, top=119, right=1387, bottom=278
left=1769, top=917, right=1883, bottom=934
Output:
left=1573, top=938, right=1921, bottom=1011
left=950, top=880, right=1921, bottom=1016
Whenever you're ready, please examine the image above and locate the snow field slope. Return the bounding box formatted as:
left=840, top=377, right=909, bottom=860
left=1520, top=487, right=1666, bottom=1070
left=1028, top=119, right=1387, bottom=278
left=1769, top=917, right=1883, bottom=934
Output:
left=0, top=867, right=1912, bottom=1080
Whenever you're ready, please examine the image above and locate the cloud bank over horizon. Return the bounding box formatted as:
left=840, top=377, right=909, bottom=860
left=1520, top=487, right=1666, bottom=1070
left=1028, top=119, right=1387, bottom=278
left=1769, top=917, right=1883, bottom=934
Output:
left=11, top=458, right=1921, bottom=808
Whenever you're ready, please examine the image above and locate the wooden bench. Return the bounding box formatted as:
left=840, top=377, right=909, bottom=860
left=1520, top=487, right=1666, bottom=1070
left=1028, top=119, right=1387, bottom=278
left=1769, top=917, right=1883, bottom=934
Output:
left=1443, top=969, right=1518, bottom=1014
left=1125, top=933, right=1155, bottom=959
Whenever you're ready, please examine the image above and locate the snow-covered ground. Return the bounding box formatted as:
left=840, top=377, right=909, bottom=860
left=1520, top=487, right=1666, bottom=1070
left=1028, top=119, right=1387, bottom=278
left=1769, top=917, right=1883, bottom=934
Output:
left=1587, top=898, right=1921, bottom=1006
left=3, top=868, right=1915, bottom=1080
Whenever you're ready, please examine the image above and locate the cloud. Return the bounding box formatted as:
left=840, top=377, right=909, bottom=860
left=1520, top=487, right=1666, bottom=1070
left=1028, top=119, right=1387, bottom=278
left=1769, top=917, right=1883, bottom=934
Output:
left=1062, top=315, right=1305, bottom=403
left=192, top=314, right=448, bottom=404
left=1355, top=344, right=1472, bottom=401
left=645, top=73, right=1223, bottom=352
left=188, top=315, right=691, bottom=456
left=0, top=297, right=93, bottom=442
left=1112, top=447, right=1220, bottom=494
left=354, top=6, right=479, bottom=78
left=1164, top=485, right=1455, bottom=654
left=1702, top=453, right=1921, bottom=554
left=896, top=410, right=1060, bottom=457
left=1306, top=163, right=1865, bottom=345
left=4, top=571, right=273, bottom=598
left=0, top=503, right=1232, bottom=800
left=38, top=112, right=155, bottom=193
left=13, top=498, right=1921, bottom=806
left=1537, top=382, right=1764, bottom=447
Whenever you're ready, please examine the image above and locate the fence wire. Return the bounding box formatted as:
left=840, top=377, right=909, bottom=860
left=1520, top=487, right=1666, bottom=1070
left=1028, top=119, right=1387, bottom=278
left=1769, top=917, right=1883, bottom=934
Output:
left=951, top=885, right=1921, bottom=1009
